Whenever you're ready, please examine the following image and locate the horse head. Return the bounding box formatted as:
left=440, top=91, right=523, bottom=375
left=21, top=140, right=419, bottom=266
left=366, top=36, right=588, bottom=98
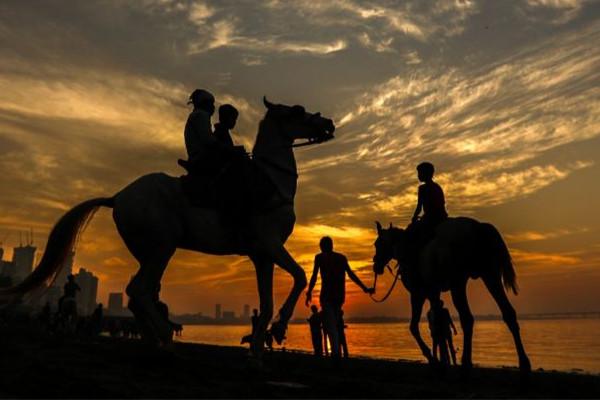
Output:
left=373, top=221, right=403, bottom=275
left=262, top=96, right=335, bottom=145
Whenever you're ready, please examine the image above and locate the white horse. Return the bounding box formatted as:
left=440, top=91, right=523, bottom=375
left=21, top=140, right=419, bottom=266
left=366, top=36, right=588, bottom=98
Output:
left=0, top=97, right=335, bottom=358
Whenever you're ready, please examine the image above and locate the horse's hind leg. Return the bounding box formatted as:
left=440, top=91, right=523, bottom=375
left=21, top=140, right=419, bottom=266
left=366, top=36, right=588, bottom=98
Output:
left=451, top=282, right=474, bottom=371
left=482, top=274, right=531, bottom=373
left=126, top=248, right=176, bottom=348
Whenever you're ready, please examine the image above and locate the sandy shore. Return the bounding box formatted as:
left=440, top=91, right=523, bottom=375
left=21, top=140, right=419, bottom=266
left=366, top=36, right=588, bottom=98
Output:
left=0, top=323, right=598, bottom=399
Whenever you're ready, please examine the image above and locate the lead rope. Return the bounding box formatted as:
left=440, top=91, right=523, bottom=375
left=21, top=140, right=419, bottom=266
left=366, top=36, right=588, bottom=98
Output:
left=369, top=261, right=401, bottom=303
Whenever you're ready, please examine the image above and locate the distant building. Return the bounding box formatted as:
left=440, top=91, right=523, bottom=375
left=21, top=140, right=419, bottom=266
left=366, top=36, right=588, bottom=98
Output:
left=107, top=292, right=131, bottom=317
left=11, top=244, right=36, bottom=282
left=215, top=303, right=222, bottom=320
left=222, top=311, right=235, bottom=320
left=243, top=304, right=250, bottom=320
left=74, top=268, right=98, bottom=316
left=108, top=292, right=124, bottom=311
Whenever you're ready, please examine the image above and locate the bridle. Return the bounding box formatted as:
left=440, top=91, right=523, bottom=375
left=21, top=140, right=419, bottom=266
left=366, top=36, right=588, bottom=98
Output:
left=370, top=229, right=404, bottom=303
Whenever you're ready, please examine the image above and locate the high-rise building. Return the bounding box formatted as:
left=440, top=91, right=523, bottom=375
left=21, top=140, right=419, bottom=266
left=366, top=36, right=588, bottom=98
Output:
left=74, top=268, right=98, bottom=316
left=243, top=304, right=250, bottom=319
left=11, top=244, right=36, bottom=282
left=108, top=292, right=124, bottom=313
left=215, top=303, right=222, bottom=320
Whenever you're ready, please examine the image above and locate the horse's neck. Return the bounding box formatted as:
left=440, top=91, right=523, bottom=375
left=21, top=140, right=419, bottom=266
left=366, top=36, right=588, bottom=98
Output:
left=252, top=119, right=298, bottom=201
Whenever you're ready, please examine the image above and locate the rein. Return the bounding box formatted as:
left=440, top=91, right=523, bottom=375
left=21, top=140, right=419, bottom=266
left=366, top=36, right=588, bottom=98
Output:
left=370, top=260, right=401, bottom=303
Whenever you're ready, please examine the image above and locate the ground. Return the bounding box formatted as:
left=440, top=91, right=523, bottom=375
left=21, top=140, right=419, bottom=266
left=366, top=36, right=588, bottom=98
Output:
left=0, top=322, right=598, bottom=399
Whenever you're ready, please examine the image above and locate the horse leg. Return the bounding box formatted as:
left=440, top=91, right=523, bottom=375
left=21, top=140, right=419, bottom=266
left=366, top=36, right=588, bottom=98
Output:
left=409, top=293, right=435, bottom=363
left=482, top=274, right=531, bottom=374
left=451, top=282, right=474, bottom=371
left=126, top=249, right=175, bottom=348
left=249, top=256, right=274, bottom=359
left=259, top=239, right=307, bottom=344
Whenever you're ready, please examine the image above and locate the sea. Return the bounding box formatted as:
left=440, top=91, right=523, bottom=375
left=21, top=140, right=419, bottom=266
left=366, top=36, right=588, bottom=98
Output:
left=177, top=318, right=600, bottom=375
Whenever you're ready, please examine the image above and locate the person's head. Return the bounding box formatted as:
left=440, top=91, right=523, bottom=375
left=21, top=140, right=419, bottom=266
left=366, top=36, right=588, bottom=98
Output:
left=253, top=308, right=258, bottom=316
left=67, top=274, right=75, bottom=282
left=417, top=162, right=435, bottom=182
left=188, top=89, right=215, bottom=115
left=319, top=236, right=333, bottom=253
left=98, top=303, right=103, bottom=309
left=311, top=305, right=318, bottom=313
left=218, top=104, right=239, bottom=129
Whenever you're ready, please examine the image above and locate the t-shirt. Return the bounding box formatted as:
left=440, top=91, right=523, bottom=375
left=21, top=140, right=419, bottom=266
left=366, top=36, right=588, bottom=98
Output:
left=418, top=181, right=447, bottom=220
left=315, top=251, right=349, bottom=306
left=213, top=123, right=235, bottom=147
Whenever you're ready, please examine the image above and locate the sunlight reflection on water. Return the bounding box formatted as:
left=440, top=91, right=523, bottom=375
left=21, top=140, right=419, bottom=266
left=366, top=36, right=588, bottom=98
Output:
left=179, top=319, right=600, bottom=374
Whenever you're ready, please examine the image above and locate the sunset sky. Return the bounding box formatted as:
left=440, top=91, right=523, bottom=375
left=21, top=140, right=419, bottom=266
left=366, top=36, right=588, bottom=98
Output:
left=0, top=0, right=599, bottom=319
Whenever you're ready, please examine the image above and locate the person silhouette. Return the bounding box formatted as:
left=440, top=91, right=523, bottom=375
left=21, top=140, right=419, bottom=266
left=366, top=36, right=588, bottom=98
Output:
left=404, top=162, right=448, bottom=270
left=306, top=236, right=374, bottom=364
left=427, top=299, right=457, bottom=365
left=308, top=305, right=324, bottom=356
left=182, top=91, right=252, bottom=250
left=89, top=303, right=104, bottom=337
left=58, top=274, right=80, bottom=312
left=214, top=104, right=238, bottom=147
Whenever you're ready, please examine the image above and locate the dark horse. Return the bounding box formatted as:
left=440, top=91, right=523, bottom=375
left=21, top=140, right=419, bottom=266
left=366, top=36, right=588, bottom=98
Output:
left=372, top=219, right=531, bottom=374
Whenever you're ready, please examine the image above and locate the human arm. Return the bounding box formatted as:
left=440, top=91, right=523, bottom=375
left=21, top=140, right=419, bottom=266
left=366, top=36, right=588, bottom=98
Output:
left=345, top=259, right=375, bottom=294
left=305, top=257, right=320, bottom=307
left=448, top=311, right=457, bottom=335
left=412, top=186, right=423, bottom=223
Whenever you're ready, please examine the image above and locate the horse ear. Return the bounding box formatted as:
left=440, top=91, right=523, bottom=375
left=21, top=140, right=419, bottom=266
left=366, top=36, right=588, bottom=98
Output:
left=263, top=96, right=274, bottom=109
left=389, top=222, right=393, bottom=229
left=376, top=221, right=382, bottom=233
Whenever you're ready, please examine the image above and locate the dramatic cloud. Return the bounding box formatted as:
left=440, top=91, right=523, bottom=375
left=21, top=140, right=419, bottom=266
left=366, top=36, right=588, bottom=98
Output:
left=0, top=0, right=599, bottom=316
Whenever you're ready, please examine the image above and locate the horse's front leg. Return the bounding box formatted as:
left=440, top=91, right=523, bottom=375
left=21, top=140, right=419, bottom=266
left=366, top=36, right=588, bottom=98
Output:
left=249, top=256, right=274, bottom=359
left=261, top=239, right=307, bottom=344
left=410, top=293, right=435, bottom=363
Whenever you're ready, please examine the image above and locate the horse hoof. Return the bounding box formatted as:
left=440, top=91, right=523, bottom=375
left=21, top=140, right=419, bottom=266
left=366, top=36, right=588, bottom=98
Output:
left=270, top=321, right=286, bottom=345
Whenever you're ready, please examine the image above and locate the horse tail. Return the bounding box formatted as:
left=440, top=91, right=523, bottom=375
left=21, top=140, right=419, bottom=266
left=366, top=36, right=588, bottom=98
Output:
left=478, top=222, right=519, bottom=295
left=0, top=197, right=114, bottom=305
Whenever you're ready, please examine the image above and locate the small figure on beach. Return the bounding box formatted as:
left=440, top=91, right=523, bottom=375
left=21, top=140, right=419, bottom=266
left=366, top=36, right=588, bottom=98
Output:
left=241, top=308, right=260, bottom=345
left=306, top=236, right=374, bottom=364
left=308, top=305, right=324, bottom=356
left=427, top=299, right=457, bottom=365
left=89, top=303, right=104, bottom=337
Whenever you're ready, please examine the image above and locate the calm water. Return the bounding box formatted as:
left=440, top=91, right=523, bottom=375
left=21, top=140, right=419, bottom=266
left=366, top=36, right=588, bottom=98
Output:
left=178, top=319, right=600, bottom=374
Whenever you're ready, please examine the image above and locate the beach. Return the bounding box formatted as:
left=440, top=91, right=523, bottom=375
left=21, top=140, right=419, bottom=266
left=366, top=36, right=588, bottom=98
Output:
left=0, top=322, right=599, bottom=399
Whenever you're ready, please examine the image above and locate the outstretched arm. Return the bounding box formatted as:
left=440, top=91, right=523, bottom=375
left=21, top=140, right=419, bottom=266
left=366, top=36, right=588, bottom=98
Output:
left=345, top=261, right=374, bottom=294
left=305, top=258, right=319, bottom=307
left=448, top=313, right=457, bottom=335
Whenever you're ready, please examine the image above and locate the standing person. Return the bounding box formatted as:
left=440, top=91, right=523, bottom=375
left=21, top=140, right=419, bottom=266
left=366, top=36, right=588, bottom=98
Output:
left=89, top=303, right=104, bottom=337
left=427, top=299, right=457, bottom=365
left=251, top=308, right=259, bottom=337
left=305, top=236, right=374, bottom=364
left=307, top=305, right=324, bottom=356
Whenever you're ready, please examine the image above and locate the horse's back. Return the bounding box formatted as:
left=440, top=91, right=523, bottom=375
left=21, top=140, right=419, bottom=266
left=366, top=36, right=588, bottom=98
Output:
left=421, top=217, right=490, bottom=288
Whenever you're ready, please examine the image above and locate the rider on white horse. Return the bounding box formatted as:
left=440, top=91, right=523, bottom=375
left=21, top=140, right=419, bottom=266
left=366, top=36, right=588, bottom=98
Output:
left=183, top=89, right=252, bottom=249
